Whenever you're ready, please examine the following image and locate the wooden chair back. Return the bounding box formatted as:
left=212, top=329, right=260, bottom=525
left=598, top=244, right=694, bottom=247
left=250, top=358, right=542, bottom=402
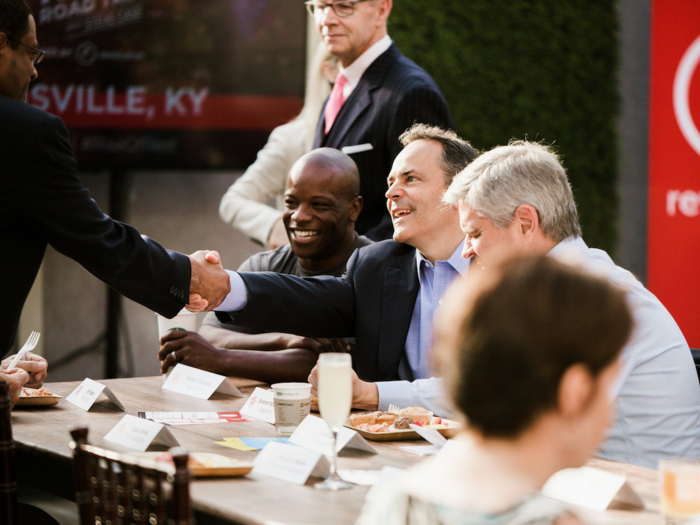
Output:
left=0, top=381, right=18, bottom=525
left=69, top=427, right=193, bottom=525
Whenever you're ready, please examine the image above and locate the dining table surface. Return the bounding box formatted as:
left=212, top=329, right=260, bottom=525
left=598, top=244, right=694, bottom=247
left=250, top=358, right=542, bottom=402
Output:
left=11, top=375, right=662, bottom=525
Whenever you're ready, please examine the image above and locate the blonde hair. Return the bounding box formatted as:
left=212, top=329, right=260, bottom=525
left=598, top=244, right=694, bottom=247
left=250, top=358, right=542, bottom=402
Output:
left=294, top=42, right=338, bottom=132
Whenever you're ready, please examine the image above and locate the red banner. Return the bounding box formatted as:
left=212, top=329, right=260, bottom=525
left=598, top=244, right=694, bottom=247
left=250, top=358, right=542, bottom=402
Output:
left=649, top=0, right=700, bottom=346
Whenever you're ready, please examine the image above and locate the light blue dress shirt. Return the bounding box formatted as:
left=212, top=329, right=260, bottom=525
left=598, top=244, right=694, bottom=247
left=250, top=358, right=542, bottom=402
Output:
left=375, top=244, right=469, bottom=414
left=550, top=237, right=700, bottom=468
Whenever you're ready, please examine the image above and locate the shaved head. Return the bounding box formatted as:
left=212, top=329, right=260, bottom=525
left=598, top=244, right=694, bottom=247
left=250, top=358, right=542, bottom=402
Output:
left=288, top=148, right=360, bottom=201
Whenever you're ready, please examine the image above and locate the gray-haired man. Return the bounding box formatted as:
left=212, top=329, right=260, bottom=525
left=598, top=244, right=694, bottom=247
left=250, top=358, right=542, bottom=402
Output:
left=445, top=140, right=700, bottom=469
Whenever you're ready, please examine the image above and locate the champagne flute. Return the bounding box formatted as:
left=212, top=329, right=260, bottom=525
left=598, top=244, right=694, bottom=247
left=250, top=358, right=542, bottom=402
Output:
left=315, top=353, right=353, bottom=490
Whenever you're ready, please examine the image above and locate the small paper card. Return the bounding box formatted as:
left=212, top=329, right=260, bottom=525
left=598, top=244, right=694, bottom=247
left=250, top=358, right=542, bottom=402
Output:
left=162, top=364, right=243, bottom=400
left=542, top=467, right=644, bottom=511
left=252, top=441, right=330, bottom=485
left=410, top=424, right=448, bottom=448
left=138, top=411, right=249, bottom=425
left=104, top=414, right=179, bottom=452
left=400, top=445, right=442, bottom=456
left=289, top=415, right=377, bottom=455
left=65, top=378, right=125, bottom=411
left=240, top=387, right=275, bottom=424
left=338, top=470, right=381, bottom=486
left=341, top=143, right=374, bottom=154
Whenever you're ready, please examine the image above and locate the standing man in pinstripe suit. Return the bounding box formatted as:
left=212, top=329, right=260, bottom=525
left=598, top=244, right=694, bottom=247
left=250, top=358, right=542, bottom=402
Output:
left=306, top=0, right=455, bottom=241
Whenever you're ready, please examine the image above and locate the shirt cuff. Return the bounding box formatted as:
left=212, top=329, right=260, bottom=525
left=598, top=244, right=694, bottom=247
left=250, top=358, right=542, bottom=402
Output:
left=375, top=381, right=415, bottom=411
left=214, top=271, right=248, bottom=312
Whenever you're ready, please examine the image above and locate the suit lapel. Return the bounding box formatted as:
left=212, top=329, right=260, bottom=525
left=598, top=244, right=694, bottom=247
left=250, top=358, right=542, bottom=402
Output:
left=377, top=245, right=419, bottom=380
left=318, top=44, right=401, bottom=148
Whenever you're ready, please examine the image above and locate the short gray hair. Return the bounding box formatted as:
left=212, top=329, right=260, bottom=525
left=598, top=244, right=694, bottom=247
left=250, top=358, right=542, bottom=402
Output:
left=444, top=141, right=581, bottom=243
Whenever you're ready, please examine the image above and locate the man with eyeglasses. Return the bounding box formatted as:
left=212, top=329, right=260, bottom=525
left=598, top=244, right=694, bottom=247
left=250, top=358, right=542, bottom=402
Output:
left=0, top=0, right=231, bottom=359
left=306, top=0, right=455, bottom=241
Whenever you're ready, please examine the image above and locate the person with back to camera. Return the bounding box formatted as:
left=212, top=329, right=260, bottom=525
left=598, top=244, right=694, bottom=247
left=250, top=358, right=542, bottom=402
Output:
left=219, top=43, right=339, bottom=248
left=356, top=255, right=634, bottom=525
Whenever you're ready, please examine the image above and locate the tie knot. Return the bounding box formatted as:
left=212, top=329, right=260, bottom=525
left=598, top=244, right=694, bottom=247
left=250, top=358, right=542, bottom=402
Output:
left=335, top=73, right=348, bottom=89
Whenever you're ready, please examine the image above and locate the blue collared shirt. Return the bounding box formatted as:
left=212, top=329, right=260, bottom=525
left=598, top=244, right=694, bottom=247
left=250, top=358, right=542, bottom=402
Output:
left=405, top=245, right=470, bottom=380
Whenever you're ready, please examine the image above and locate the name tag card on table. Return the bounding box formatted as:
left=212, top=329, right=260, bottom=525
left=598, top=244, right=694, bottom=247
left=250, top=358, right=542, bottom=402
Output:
left=289, top=415, right=376, bottom=455
left=138, top=411, right=248, bottom=425
left=240, top=387, right=275, bottom=424
left=400, top=424, right=447, bottom=456
left=252, top=441, right=330, bottom=485
left=542, top=467, right=644, bottom=511
left=162, top=364, right=243, bottom=400
left=104, top=414, right=179, bottom=452
left=65, top=378, right=125, bottom=411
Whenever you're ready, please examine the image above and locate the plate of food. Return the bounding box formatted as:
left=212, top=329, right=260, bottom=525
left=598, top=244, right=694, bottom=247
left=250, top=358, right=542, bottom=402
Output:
left=344, top=407, right=461, bottom=441
left=15, top=387, right=62, bottom=407
left=135, top=452, right=254, bottom=477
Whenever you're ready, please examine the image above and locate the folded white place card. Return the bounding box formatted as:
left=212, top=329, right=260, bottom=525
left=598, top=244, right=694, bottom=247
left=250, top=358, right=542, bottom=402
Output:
left=65, top=378, right=125, bottom=411
left=289, top=415, right=377, bottom=455
left=341, top=143, right=373, bottom=155
left=252, top=441, right=330, bottom=485
left=400, top=445, right=442, bottom=456
left=162, top=364, right=243, bottom=400
left=410, top=424, right=448, bottom=448
left=240, top=387, right=275, bottom=424
left=542, top=467, right=644, bottom=511
left=104, top=414, right=179, bottom=452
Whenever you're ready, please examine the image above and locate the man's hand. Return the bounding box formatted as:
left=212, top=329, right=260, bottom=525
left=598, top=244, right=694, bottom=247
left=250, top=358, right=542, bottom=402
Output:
left=1, top=351, right=48, bottom=388
left=188, top=250, right=230, bottom=312
left=284, top=336, right=350, bottom=355
left=1, top=369, right=30, bottom=408
left=308, top=363, right=378, bottom=411
left=267, top=219, right=289, bottom=250
left=158, top=330, right=228, bottom=374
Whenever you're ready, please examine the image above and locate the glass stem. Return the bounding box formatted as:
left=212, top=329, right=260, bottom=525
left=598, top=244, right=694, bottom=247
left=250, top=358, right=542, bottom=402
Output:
left=330, top=428, right=339, bottom=479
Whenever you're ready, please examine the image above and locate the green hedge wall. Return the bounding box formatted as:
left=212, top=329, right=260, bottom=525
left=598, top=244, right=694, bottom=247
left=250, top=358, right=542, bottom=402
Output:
left=389, top=1, right=619, bottom=254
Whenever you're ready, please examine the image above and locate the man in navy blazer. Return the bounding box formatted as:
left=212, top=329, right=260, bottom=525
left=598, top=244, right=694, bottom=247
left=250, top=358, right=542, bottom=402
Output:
left=308, top=0, right=455, bottom=240
left=0, top=0, right=230, bottom=356
left=215, top=125, right=477, bottom=414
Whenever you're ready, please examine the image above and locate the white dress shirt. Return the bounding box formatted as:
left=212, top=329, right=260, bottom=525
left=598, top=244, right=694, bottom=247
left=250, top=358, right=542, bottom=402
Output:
left=339, top=35, right=393, bottom=99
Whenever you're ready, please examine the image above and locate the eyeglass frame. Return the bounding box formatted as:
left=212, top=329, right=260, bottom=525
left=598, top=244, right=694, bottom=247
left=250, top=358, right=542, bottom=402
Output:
left=304, top=0, right=370, bottom=19
left=3, top=34, right=45, bottom=66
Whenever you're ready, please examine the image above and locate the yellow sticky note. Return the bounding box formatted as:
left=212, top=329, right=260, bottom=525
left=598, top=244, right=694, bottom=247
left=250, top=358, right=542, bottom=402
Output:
left=215, top=438, right=255, bottom=451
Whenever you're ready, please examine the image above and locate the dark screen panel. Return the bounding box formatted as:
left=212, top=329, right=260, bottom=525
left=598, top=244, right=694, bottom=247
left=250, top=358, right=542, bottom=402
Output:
left=27, top=0, right=306, bottom=169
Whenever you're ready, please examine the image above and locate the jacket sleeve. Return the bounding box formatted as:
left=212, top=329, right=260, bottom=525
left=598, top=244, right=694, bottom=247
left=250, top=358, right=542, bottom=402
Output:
left=21, top=115, right=190, bottom=318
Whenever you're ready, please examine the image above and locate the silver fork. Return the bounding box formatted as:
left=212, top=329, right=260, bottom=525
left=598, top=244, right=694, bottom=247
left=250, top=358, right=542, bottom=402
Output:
left=388, top=403, right=401, bottom=415
left=6, top=331, right=41, bottom=371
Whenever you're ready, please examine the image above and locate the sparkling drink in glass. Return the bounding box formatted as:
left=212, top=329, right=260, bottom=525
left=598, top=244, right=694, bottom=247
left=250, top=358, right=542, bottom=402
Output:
left=315, top=353, right=353, bottom=490
left=660, top=458, right=700, bottom=524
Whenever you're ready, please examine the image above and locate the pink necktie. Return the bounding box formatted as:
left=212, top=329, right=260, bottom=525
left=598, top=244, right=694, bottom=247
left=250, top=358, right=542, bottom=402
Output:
left=324, top=73, right=348, bottom=134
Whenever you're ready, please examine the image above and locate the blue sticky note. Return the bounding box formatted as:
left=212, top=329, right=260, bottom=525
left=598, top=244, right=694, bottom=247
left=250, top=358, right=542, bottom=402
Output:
left=239, top=437, right=290, bottom=450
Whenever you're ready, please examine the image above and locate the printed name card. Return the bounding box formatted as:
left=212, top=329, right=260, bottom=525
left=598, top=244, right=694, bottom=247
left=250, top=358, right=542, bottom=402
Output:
left=65, top=378, right=125, bottom=411
left=289, top=415, right=376, bottom=455
left=161, top=364, right=243, bottom=400
left=252, top=441, right=330, bottom=485
left=104, top=414, right=179, bottom=452
left=410, top=424, right=448, bottom=448
left=542, top=467, right=644, bottom=511
left=240, top=387, right=275, bottom=424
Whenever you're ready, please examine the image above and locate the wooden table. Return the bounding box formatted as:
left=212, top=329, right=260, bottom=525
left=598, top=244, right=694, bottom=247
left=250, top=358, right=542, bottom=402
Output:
left=11, top=377, right=661, bottom=525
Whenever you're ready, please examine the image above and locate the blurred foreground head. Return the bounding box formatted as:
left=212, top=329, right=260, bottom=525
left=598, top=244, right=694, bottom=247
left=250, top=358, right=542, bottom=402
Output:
left=435, top=255, right=633, bottom=462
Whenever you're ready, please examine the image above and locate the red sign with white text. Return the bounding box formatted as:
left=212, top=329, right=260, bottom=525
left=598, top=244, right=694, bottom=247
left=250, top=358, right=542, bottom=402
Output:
left=649, top=0, right=700, bottom=346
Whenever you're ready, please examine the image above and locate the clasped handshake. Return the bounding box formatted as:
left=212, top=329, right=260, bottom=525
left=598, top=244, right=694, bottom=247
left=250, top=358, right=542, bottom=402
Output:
left=187, top=250, right=230, bottom=312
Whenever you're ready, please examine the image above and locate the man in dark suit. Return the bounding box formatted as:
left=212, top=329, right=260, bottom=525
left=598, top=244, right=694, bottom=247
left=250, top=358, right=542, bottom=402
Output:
left=215, top=124, right=478, bottom=415
left=307, top=0, right=455, bottom=241
left=0, top=0, right=230, bottom=357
